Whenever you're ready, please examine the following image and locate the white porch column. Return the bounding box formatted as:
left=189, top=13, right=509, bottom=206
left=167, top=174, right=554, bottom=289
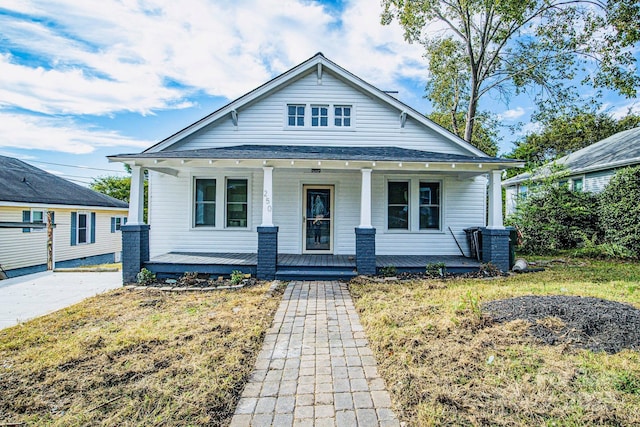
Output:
left=359, top=168, right=373, bottom=228
left=487, top=169, right=505, bottom=229
left=127, top=165, right=145, bottom=225
left=261, top=166, right=274, bottom=227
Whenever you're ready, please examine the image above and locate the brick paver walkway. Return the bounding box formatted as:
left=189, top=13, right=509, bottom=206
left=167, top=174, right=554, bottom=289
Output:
left=230, top=281, right=399, bottom=427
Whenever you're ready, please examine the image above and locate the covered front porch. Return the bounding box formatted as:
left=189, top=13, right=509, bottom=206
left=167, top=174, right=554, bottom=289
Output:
left=115, top=145, right=519, bottom=283
left=143, top=252, right=483, bottom=281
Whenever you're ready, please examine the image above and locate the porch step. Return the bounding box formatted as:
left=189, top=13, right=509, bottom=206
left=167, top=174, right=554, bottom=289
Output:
left=275, top=269, right=357, bottom=281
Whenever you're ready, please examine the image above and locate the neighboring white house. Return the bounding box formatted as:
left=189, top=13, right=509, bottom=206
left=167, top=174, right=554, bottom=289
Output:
left=109, top=53, right=522, bottom=282
left=0, top=155, right=129, bottom=278
left=503, top=126, right=640, bottom=215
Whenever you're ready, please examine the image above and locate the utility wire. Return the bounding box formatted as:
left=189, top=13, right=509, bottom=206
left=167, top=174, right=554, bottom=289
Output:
left=26, top=160, right=129, bottom=174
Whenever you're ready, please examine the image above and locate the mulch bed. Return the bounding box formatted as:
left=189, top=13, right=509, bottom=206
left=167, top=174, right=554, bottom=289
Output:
left=483, top=295, right=640, bottom=353
left=143, top=272, right=260, bottom=289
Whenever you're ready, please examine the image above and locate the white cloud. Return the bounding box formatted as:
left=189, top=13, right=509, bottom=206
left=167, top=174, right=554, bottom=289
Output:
left=0, top=112, right=151, bottom=154
left=499, top=107, right=526, bottom=120
left=603, top=101, right=640, bottom=119
left=1, top=0, right=427, bottom=117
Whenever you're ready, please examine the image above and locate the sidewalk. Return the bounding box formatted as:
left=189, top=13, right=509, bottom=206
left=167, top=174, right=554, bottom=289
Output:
left=0, top=271, right=121, bottom=330
left=230, top=281, right=399, bottom=427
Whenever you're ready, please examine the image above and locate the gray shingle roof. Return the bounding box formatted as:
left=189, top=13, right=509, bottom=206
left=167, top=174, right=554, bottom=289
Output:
left=0, top=155, right=129, bottom=208
left=503, top=126, right=640, bottom=186
left=111, top=144, right=520, bottom=164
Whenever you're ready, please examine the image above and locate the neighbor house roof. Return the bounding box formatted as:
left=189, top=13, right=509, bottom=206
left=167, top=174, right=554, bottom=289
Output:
left=0, top=155, right=129, bottom=208
left=503, top=126, right=640, bottom=186
left=139, top=52, right=489, bottom=157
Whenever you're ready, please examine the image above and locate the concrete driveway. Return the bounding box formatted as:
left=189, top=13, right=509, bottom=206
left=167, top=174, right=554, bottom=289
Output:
left=0, top=271, right=121, bottom=330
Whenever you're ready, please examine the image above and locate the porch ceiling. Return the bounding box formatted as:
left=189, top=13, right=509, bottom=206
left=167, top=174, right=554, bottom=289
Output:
left=109, top=144, right=523, bottom=175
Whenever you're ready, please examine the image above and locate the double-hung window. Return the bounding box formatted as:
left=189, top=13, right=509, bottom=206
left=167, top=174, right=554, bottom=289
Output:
left=311, top=105, right=328, bottom=127
left=226, top=179, right=248, bottom=228
left=195, top=179, right=216, bottom=227
left=419, top=182, right=440, bottom=230
left=288, top=105, right=305, bottom=127
left=334, top=106, right=351, bottom=127
left=387, top=181, right=409, bottom=230
left=77, top=213, right=88, bottom=244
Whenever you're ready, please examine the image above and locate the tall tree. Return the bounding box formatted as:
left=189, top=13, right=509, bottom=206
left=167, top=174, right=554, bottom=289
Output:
left=381, top=0, right=640, bottom=144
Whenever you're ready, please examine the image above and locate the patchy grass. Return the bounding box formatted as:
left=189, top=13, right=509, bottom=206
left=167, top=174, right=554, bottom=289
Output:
left=0, top=283, right=282, bottom=426
left=350, top=258, right=640, bottom=426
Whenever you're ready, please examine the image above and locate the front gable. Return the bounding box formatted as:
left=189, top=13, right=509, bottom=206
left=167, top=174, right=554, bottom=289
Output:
left=146, top=53, right=486, bottom=157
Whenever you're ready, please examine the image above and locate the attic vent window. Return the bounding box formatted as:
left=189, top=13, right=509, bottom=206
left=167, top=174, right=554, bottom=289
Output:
left=285, top=104, right=354, bottom=129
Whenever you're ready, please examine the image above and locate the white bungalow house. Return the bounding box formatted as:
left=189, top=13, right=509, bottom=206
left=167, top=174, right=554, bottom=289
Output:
left=503, top=126, right=640, bottom=215
left=0, top=155, right=128, bottom=278
left=109, top=53, right=522, bottom=283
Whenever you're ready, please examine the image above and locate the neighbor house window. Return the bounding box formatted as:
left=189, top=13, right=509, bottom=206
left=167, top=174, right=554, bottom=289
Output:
left=77, top=213, right=88, bottom=244
left=288, top=104, right=305, bottom=126
left=195, top=179, right=216, bottom=227
left=419, top=182, right=440, bottom=230
left=334, top=105, right=351, bottom=127
left=388, top=181, right=409, bottom=230
left=70, top=212, right=95, bottom=245
left=572, top=178, right=583, bottom=192
left=111, top=216, right=127, bottom=232
left=226, top=179, right=248, bottom=228
left=311, top=105, right=329, bottom=127
left=22, top=210, right=45, bottom=233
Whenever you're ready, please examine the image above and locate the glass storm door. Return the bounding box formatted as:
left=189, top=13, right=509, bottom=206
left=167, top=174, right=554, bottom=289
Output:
left=303, top=186, right=333, bottom=253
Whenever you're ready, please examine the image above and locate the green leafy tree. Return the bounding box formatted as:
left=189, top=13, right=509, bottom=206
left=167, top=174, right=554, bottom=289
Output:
left=506, top=111, right=640, bottom=176
left=599, top=166, right=640, bottom=257
left=381, top=0, right=640, bottom=144
left=90, top=173, right=148, bottom=222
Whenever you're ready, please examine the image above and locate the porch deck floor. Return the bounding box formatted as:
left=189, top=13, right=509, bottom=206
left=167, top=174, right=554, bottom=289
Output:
left=148, top=252, right=480, bottom=268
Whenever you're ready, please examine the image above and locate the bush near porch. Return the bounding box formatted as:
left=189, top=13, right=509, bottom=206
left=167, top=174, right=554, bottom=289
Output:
left=350, top=258, right=640, bottom=426
left=0, top=284, right=282, bottom=426
left=508, top=165, right=640, bottom=258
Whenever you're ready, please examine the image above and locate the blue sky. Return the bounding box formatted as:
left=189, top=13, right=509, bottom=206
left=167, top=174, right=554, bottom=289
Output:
left=1, top=0, right=638, bottom=185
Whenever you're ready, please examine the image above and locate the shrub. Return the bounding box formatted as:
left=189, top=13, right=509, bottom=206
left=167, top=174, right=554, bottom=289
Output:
left=230, top=270, right=244, bottom=285
left=425, top=262, right=446, bottom=277
left=599, top=166, right=640, bottom=258
left=507, top=181, right=600, bottom=254
left=136, top=268, right=156, bottom=285
left=379, top=266, right=397, bottom=277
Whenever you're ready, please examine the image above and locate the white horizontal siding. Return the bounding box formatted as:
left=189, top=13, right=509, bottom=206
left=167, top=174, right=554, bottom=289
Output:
left=148, top=169, right=261, bottom=258
left=149, top=169, right=487, bottom=256
left=372, top=174, right=486, bottom=255
left=584, top=170, right=615, bottom=193
left=0, top=207, right=124, bottom=271
left=173, top=72, right=470, bottom=156
left=53, top=208, right=124, bottom=263
left=0, top=207, right=47, bottom=270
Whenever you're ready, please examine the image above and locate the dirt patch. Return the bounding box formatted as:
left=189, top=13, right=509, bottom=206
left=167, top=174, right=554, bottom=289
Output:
left=484, top=295, right=640, bottom=353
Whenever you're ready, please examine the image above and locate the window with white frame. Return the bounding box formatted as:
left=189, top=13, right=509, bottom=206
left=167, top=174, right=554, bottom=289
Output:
left=195, top=179, right=216, bottom=227
left=111, top=216, right=127, bottom=232
left=572, top=177, right=583, bottom=191
left=334, top=105, right=351, bottom=127
left=226, top=178, right=248, bottom=228
left=287, top=104, right=305, bottom=127
left=387, top=181, right=409, bottom=230
left=311, top=105, right=329, bottom=127
left=77, top=213, right=88, bottom=244
left=419, top=182, right=440, bottom=230
left=32, top=210, right=45, bottom=232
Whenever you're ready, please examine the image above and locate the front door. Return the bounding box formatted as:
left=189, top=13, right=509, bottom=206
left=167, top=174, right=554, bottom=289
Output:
left=303, top=185, right=333, bottom=253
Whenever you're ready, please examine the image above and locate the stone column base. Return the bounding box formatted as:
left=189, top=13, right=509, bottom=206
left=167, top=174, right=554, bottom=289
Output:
left=481, top=227, right=510, bottom=272
left=121, top=224, right=150, bottom=284
left=257, top=226, right=278, bottom=280
left=355, top=227, right=376, bottom=275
